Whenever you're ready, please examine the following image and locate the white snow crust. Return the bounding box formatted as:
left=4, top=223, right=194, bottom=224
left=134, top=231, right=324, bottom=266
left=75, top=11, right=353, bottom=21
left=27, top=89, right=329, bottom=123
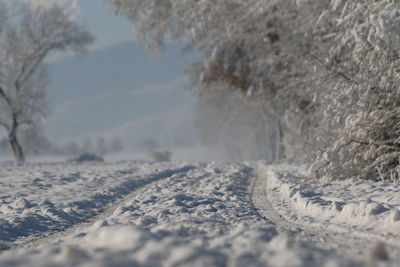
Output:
left=0, top=161, right=399, bottom=266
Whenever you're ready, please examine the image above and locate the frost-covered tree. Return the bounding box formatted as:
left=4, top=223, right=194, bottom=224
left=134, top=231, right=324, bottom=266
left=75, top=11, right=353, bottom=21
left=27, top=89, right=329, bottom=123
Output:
left=107, top=0, right=327, bottom=161
left=0, top=1, right=93, bottom=163
left=108, top=0, right=399, bottom=181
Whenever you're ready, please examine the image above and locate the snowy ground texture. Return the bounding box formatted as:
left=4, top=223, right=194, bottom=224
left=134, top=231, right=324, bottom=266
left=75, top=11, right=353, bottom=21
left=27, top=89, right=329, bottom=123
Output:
left=0, top=160, right=399, bottom=266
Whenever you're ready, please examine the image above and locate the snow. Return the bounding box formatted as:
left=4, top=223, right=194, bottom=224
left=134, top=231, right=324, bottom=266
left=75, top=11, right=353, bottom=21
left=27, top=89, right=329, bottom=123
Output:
left=261, top=163, right=400, bottom=241
left=0, top=161, right=195, bottom=243
left=0, top=160, right=399, bottom=266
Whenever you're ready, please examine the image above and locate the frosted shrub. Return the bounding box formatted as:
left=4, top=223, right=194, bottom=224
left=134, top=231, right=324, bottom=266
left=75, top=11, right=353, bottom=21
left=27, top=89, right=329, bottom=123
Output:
left=310, top=0, right=400, bottom=181
left=311, top=79, right=400, bottom=181
left=149, top=150, right=172, bottom=163
left=69, top=153, right=104, bottom=163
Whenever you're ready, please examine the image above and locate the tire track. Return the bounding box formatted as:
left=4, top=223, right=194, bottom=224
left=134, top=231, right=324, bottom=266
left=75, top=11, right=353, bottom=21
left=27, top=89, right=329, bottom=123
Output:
left=4, top=165, right=196, bottom=253
left=249, top=162, right=400, bottom=263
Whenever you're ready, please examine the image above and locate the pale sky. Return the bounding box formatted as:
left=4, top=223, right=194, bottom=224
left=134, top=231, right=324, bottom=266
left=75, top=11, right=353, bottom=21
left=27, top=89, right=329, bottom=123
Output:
left=75, top=0, right=135, bottom=50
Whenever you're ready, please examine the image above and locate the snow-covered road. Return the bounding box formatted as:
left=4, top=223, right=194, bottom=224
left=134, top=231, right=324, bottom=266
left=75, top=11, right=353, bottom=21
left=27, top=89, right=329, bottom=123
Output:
left=0, top=161, right=399, bottom=266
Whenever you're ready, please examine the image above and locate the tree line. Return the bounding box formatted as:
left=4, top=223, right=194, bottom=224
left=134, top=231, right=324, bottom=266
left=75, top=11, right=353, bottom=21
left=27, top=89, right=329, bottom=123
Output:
left=0, top=0, right=398, bottom=181
left=0, top=134, right=123, bottom=157
left=106, top=0, right=400, bottom=181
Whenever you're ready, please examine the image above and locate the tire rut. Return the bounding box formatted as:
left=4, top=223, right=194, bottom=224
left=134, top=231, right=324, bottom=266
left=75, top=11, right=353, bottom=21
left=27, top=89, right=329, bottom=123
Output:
left=249, top=162, right=399, bottom=263
left=4, top=165, right=196, bottom=253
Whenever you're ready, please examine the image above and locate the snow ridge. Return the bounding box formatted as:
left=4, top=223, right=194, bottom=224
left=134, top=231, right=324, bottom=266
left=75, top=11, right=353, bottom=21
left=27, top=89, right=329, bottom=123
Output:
left=259, top=162, right=400, bottom=247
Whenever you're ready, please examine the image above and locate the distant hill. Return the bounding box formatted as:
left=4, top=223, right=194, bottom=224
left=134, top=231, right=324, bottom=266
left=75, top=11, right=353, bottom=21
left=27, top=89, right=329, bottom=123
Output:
left=47, top=41, right=185, bottom=106
left=44, top=41, right=199, bottom=152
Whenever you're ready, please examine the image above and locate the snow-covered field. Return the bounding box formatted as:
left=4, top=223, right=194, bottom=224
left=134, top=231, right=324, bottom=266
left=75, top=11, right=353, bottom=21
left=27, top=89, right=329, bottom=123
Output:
left=0, top=160, right=399, bottom=266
